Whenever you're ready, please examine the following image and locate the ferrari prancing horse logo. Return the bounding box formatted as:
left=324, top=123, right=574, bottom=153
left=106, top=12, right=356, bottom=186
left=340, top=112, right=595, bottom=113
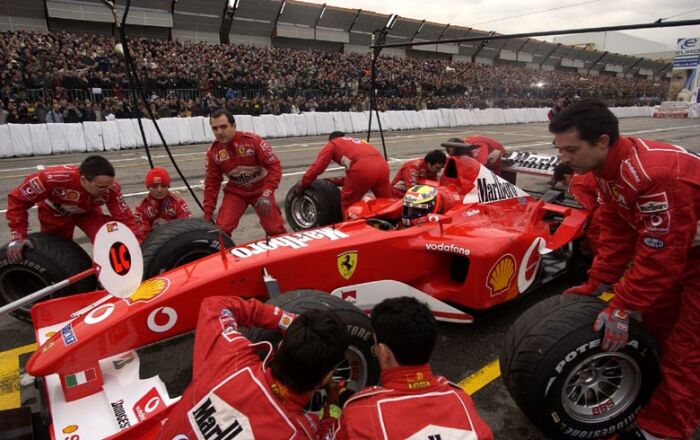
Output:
left=337, top=251, right=358, bottom=280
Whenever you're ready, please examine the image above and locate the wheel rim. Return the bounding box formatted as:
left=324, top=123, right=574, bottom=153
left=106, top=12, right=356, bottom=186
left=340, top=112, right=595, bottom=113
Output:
left=305, top=346, right=369, bottom=413
left=0, top=267, right=50, bottom=311
left=561, top=352, right=641, bottom=423
left=291, top=196, right=318, bottom=229
left=333, top=346, right=368, bottom=393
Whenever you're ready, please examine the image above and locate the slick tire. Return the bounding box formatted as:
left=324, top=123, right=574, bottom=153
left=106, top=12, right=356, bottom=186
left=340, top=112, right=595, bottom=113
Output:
left=285, top=180, right=342, bottom=231
left=0, top=232, right=97, bottom=321
left=500, top=294, right=661, bottom=440
left=141, top=218, right=235, bottom=279
left=244, top=290, right=380, bottom=392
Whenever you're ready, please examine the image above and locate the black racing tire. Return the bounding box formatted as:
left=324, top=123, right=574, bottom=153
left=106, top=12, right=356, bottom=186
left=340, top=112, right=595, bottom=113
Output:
left=0, top=232, right=97, bottom=321
left=244, top=289, right=380, bottom=393
left=140, top=218, right=235, bottom=280
left=500, top=294, right=661, bottom=439
left=285, top=180, right=342, bottom=231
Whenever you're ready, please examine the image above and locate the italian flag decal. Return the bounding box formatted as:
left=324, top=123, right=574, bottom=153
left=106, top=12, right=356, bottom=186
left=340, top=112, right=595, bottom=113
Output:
left=65, top=368, right=97, bottom=388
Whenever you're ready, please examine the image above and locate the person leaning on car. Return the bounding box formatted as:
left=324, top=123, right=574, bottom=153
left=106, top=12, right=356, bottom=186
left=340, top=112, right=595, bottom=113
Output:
left=447, top=135, right=507, bottom=175
left=334, top=297, right=493, bottom=439
left=391, top=149, right=446, bottom=197
left=159, top=296, right=349, bottom=439
left=204, top=109, right=286, bottom=237
left=5, top=155, right=142, bottom=263
left=551, top=99, right=700, bottom=440
left=298, top=131, right=393, bottom=213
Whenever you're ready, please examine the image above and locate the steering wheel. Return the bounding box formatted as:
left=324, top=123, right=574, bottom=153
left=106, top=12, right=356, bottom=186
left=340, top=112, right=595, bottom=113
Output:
left=366, top=218, right=395, bottom=231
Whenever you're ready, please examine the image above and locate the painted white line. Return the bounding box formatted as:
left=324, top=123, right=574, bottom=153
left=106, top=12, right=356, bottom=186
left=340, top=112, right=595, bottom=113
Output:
left=0, top=166, right=349, bottom=213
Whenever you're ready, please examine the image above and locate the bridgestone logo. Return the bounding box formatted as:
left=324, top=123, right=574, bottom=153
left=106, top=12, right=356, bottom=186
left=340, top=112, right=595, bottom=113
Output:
left=425, top=243, right=470, bottom=256
left=477, top=177, right=518, bottom=203
left=230, top=228, right=349, bottom=258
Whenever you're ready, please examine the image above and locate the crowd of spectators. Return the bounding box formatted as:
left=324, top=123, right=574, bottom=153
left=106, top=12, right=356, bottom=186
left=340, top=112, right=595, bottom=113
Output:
left=0, top=30, right=669, bottom=125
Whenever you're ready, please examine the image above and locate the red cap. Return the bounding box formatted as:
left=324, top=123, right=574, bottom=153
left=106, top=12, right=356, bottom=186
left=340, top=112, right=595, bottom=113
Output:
left=145, top=167, right=171, bottom=187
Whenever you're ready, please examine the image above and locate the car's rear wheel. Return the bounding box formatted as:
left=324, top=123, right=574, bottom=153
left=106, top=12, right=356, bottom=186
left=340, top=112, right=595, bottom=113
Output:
left=285, top=180, right=342, bottom=231
left=500, top=294, right=661, bottom=439
left=140, top=218, right=235, bottom=279
left=244, top=289, right=379, bottom=393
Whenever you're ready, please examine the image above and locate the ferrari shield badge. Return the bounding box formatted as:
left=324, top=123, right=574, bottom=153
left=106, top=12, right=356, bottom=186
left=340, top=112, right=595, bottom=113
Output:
left=337, top=251, right=358, bottom=280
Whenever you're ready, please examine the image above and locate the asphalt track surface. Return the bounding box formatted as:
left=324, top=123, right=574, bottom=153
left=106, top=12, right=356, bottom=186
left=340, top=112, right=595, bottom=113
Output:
left=1, top=117, right=700, bottom=439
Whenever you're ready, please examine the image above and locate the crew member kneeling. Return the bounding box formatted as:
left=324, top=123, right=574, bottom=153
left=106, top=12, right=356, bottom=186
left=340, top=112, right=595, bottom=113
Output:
left=134, top=167, right=191, bottom=237
left=335, top=297, right=493, bottom=439
left=160, top=296, right=349, bottom=439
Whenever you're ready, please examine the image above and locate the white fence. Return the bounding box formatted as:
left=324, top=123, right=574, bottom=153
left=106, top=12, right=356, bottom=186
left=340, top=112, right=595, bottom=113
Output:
left=0, top=107, right=656, bottom=158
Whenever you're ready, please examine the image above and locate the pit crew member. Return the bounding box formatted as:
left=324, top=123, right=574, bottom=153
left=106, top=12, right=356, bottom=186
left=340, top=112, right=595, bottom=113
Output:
left=334, top=297, right=493, bottom=439
left=447, top=135, right=507, bottom=174
left=159, top=296, right=349, bottom=439
left=551, top=99, right=700, bottom=440
left=391, top=150, right=446, bottom=197
left=204, top=109, right=286, bottom=236
left=5, top=155, right=142, bottom=263
left=299, top=131, right=392, bottom=213
left=134, top=167, right=191, bottom=237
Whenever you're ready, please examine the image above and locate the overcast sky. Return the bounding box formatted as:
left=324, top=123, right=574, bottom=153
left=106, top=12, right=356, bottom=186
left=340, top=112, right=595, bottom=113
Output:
left=303, top=0, right=700, bottom=50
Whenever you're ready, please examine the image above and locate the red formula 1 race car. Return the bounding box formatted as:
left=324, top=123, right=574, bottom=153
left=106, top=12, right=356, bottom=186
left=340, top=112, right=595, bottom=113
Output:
left=21, top=153, right=589, bottom=439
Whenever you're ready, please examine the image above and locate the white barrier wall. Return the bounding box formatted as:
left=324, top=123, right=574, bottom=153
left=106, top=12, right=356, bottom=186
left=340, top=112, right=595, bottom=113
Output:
left=0, top=107, right=657, bottom=157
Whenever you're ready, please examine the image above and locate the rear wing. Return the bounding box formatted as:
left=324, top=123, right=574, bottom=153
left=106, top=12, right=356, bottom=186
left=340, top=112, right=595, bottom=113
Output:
left=502, top=151, right=560, bottom=178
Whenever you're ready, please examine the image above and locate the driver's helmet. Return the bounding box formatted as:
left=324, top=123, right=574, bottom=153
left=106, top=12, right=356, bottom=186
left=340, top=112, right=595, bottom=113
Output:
left=402, top=185, right=442, bottom=226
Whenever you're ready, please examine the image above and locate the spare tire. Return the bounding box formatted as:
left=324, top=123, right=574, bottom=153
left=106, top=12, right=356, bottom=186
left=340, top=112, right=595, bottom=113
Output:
left=141, top=218, right=235, bottom=279
left=244, top=289, right=380, bottom=393
left=285, top=180, right=342, bottom=231
left=501, top=294, right=661, bottom=439
left=0, top=232, right=97, bottom=321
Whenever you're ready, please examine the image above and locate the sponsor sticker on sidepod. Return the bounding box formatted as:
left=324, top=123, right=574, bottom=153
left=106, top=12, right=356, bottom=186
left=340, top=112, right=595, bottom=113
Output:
left=230, top=228, right=349, bottom=258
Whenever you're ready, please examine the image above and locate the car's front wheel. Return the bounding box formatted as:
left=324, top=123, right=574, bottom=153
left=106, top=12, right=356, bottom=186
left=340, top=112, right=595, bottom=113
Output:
left=500, top=294, right=661, bottom=439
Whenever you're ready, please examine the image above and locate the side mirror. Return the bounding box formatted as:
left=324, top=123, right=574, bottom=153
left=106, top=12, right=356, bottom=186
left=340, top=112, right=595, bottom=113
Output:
left=427, top=214, right=452, bottom=224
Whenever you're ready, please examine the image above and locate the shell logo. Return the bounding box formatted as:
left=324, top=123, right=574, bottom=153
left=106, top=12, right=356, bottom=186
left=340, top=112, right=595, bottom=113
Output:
left=62, top=425, right=79, bottom=434
left=124, top=277, right=170, bottom=305
left=487, top=254, right=516, bottom=297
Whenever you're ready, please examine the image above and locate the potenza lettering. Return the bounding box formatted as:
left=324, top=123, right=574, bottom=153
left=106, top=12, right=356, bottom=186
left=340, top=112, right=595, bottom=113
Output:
left=230, top=228, right=349, bottom=258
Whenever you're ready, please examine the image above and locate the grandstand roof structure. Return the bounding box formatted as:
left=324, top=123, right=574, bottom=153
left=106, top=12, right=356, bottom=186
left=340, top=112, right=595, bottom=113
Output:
left=0, top=0, right=671, bottom=79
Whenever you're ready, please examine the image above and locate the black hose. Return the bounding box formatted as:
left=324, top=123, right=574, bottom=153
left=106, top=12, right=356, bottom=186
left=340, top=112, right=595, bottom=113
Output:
left=114, top=0, right=207, bottom=214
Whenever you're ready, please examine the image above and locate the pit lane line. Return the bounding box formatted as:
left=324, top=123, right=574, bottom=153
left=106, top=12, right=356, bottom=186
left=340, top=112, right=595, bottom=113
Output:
left=0, top=158, right=410, bottom=213
left=0, top=130, right=468, bottom=176
left=456, top=291, right=616, bottom=395
left=0, top=343, right=37, bottom=411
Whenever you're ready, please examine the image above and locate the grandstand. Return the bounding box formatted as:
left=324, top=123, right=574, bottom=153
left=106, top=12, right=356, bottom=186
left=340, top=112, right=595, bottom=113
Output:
left=1, top=0, right=669, bottom=77
left=0, top=0, right=672, bottom=125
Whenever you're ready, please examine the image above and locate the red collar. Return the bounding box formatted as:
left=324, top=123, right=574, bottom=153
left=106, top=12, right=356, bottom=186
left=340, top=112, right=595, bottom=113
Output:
left=596, top=136, right=634, bottom=180
left=380, top=364, right=439, bottom=392
left=263, top=368, right=313, bottom=413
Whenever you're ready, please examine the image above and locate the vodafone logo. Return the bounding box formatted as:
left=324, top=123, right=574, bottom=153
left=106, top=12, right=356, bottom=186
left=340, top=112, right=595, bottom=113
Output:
left=84, top=304, right=115, bottom=325
left=147, top=307, right=177, bottom=333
